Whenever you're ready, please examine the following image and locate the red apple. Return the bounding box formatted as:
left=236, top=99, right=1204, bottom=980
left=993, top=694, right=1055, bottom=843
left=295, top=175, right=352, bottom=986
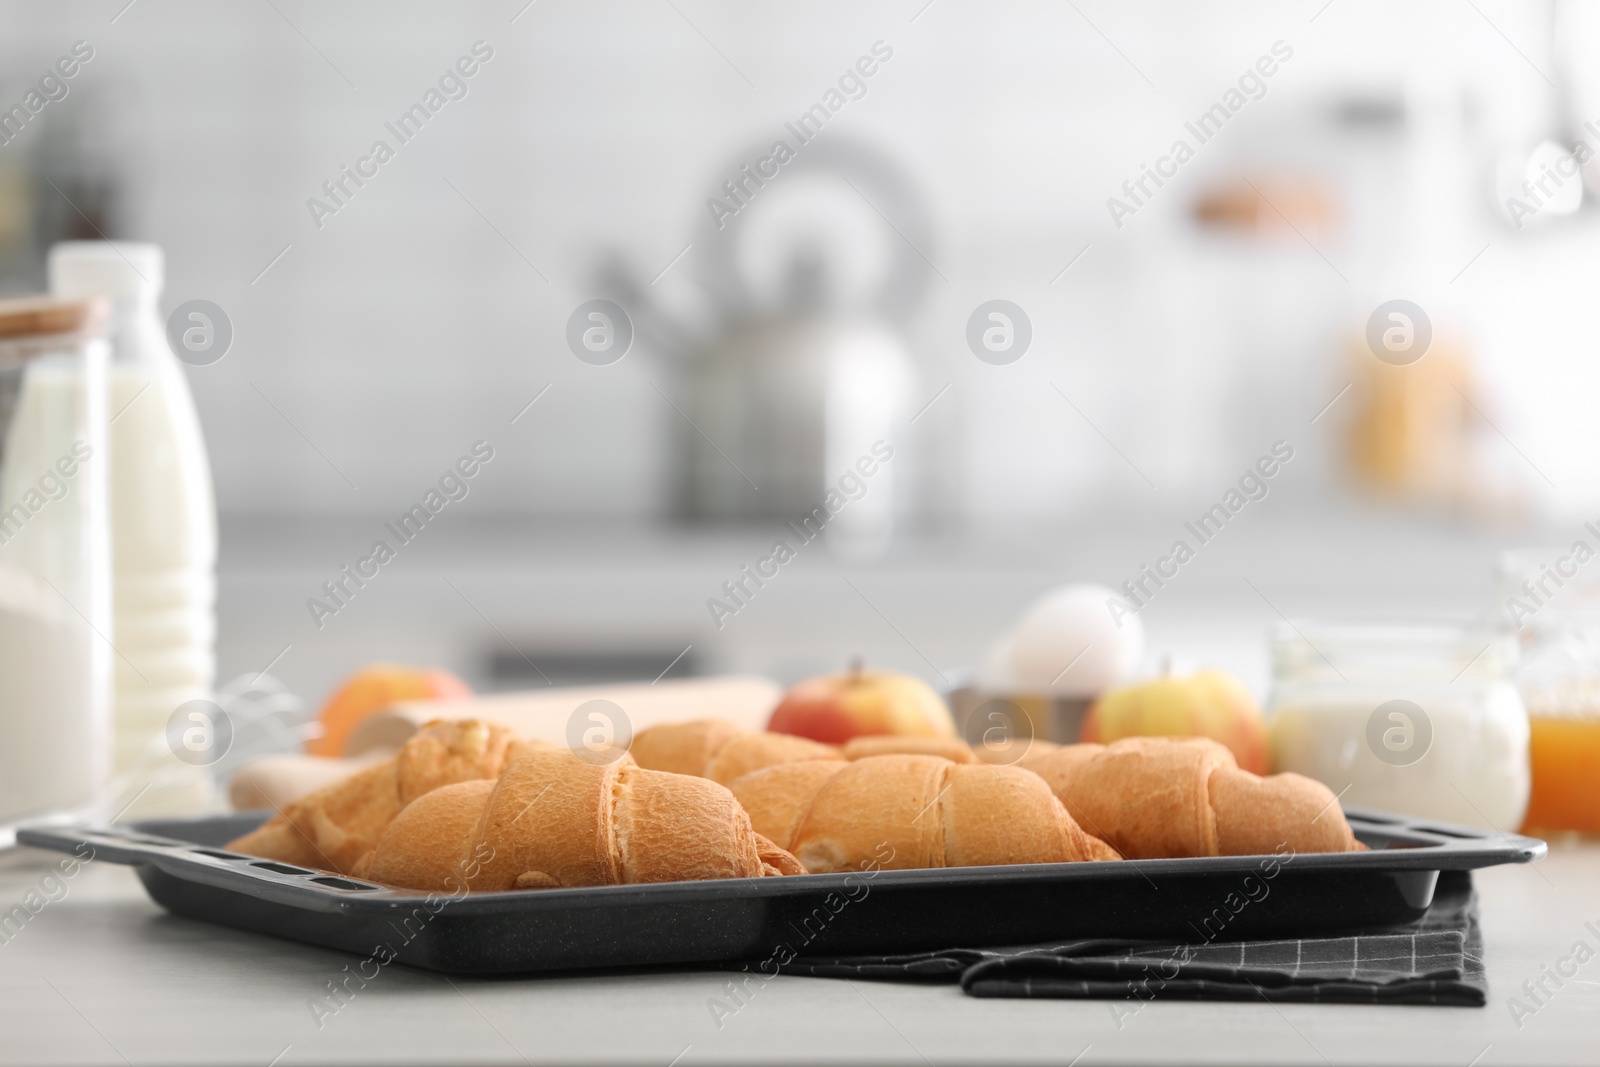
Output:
left=768, top=663, right=954, bottom=744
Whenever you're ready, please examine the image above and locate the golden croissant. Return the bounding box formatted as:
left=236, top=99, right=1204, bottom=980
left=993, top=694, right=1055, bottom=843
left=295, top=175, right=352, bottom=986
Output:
left=1021, top=736, right=1364, bottom=859
left=728, top=753, right=1121, bottom=874
left=350, top=742, right=800, bottom=895
left=225, top=719, right=518, bottom=874
left=629, top=719, right=842, bottom=785
left=353, top=743, right=804, bottom=891
left=629, top=719, right=1024, bottom=784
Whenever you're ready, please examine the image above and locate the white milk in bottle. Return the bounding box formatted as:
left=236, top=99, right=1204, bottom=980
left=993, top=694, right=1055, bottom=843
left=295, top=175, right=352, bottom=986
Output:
left=50, top=243, right=218, bottom=812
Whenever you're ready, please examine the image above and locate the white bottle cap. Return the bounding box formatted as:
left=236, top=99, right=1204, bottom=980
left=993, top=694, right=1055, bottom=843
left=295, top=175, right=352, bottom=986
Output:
left=49, top=241, right=164, bottom=299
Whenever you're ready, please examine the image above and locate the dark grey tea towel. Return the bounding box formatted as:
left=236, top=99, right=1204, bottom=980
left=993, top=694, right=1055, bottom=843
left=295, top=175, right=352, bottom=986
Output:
left=776, top=871, right=1485, bottom=1006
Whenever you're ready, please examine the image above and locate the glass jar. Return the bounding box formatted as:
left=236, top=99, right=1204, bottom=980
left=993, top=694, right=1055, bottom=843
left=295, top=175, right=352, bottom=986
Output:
left=0, top=296, right=110, bottom=822
left=1267, top=622, right=1528, bottom=831
left=1497, top=549, right=1600, bottom=834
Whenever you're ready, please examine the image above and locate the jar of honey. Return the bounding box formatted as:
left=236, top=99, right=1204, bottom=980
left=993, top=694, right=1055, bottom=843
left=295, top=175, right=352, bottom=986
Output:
left=1498, top=549, right=1600, bottom=835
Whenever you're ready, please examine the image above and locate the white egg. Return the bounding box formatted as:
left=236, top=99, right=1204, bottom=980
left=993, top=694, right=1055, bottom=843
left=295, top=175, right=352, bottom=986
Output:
left=1007, top=584, right=1144, bottom=696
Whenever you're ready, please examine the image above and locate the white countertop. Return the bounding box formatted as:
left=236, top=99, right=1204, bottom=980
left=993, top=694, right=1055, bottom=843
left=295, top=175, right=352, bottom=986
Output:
left=2, top=839, right=1597, bottom=1066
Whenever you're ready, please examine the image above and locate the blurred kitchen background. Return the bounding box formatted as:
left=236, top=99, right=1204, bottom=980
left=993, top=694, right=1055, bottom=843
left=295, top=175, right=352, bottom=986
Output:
left=2, top=0, right=1597, bottom=703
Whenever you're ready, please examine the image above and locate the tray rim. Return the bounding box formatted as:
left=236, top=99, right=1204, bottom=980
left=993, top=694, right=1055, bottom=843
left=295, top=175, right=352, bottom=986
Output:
left=16, top=806, right=1546, bottom=917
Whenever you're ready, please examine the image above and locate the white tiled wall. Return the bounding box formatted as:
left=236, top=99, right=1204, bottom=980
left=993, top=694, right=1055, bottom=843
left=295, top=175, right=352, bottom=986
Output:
left=1, top=0, right=1589, bottom=524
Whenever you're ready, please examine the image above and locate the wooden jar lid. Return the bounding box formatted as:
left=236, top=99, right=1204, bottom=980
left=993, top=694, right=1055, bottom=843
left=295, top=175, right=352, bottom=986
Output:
left=0, top=296, right=108, bottom=340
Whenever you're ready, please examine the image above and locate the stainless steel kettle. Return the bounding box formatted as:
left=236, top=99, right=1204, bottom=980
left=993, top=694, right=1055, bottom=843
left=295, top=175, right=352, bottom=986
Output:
left=607, top=136, right=934, bottom=556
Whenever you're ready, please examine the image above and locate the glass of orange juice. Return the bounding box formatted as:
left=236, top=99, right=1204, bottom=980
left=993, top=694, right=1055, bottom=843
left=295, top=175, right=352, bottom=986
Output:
left=1499, top=550, right=1600, bottom=835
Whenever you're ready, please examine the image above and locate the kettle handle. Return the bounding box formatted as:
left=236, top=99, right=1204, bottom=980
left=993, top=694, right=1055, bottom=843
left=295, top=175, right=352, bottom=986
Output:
left=697, top=134, right=935, bottom=323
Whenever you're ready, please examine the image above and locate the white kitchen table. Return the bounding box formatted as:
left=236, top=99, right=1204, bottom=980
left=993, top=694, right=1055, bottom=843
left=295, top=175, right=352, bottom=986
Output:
left=1, top=838, right=1596, bottom=1066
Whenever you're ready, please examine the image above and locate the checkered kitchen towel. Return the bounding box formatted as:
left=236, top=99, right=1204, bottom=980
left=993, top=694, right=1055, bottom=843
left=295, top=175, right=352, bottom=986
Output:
left=776, top=871, right=1485, bottom=1006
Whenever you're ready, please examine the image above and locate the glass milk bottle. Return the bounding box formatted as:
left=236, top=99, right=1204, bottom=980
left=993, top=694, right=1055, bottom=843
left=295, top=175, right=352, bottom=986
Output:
left=1267, top=622, right=1528, bottom=831
left=49, top=243, right=217, bottom=806
left=0, top=297, right=110, bottom=821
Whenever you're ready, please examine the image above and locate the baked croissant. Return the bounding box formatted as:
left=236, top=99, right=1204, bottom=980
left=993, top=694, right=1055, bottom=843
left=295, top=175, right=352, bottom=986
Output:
left=630, top=719, right=843, bottom=785
left=1021, top=737, right=1364, bottom=858
left=840, top=734, right=977, bottom=763
left=842, top=733, right=1066, bottom=765
left=225, top=719, right=518, bottom=874
left=728, top=754, right=1120, bottom=874
left=630, top=720, right=1047, bottom=784
left=353, top=743, right=805, bottom=892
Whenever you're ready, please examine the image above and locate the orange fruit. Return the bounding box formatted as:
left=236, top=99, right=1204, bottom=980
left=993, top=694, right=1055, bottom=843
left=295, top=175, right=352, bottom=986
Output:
left=308, top=664, right=472, bottom=757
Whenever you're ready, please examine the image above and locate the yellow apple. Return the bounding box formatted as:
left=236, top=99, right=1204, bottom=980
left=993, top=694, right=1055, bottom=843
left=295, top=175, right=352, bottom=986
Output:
left=1080, top=668, right=1269, bottom=774
left=768, top=663, right=954, bottom=744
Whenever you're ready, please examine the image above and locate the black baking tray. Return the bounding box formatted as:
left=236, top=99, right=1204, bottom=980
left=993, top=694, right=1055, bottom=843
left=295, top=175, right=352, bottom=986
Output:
left=19, top=809, right=1543, bottom=975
